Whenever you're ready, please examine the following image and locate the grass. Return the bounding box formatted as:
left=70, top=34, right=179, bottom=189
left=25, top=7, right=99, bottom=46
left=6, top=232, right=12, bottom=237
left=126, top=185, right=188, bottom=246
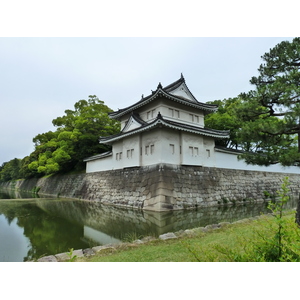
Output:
left=75, top=210, right=299, bottom=262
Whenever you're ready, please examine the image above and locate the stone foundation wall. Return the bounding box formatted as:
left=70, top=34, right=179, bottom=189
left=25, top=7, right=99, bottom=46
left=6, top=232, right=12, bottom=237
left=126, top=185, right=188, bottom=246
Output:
left=1, top=164, right=300, bottom=211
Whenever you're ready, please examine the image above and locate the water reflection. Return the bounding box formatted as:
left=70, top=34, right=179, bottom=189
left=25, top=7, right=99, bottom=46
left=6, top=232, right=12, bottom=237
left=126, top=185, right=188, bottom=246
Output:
left=0, top=191, right=297, bottom=262
left=0, top=199, right=92, bottom=261
left=0, top=188, right=42, bottom=199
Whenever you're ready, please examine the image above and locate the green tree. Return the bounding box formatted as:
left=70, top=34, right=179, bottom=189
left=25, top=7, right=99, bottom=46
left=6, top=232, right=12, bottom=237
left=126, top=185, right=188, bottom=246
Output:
left=27, top=95, right=120, bottom=176
left=237, top=37, right=300, bottom=166
left=0, top=158, right=22, bottom=182
left=205, top=97, right=246, bottom=149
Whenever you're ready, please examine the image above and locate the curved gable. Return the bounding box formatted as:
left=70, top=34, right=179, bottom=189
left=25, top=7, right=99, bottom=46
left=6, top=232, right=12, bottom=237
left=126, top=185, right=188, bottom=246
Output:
left=167, top=81, right=197, bottom=102
left=122, top=113, right=145, bottom=133
left=109, top=75, right=217, bottom=119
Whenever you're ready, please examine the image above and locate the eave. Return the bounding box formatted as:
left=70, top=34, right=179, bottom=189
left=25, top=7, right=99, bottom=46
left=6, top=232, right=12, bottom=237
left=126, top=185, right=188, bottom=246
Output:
left=109, top=88, right=217, bottom=119
left=83, top=151, right=112, bottom=162
left=100, top=113, right=229, bottom=144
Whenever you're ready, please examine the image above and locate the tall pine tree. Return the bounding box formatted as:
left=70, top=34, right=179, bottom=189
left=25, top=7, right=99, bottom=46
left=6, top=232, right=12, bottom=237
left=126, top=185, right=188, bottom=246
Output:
left=238, top=37, right=300, bottom=166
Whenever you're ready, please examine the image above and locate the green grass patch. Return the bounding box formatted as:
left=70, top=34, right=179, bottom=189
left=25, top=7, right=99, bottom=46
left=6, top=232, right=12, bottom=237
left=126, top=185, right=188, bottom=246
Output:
left=76, top=210, right=299, bottom=262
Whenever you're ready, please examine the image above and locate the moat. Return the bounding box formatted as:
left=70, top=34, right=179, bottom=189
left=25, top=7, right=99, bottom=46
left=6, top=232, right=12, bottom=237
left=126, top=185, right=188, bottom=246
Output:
left=0, top=188, right=297, bottom=262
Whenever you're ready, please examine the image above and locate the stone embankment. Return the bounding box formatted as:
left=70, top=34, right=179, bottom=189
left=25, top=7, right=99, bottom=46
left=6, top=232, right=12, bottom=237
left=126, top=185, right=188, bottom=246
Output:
left=2, top=164, right=300, bottom=212
left=36, top=214, right=267, bottom=262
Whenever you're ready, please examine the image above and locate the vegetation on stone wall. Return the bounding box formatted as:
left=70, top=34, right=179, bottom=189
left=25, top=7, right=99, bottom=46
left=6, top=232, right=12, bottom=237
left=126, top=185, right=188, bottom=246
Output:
left=0, top=95, right=120, bottom=182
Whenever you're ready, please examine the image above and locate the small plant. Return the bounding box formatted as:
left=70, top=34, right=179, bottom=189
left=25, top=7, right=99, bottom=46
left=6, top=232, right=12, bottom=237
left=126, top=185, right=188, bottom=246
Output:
left=245, top=177, right=300, bottom=261
left=122, top=232, right=143, bottom=243
left=265, top=177, right=294, bottom=260
left=263, top=190, right=276, bottom=203
left=263, top=190, right=271, bottom=199
left=67, top=248, right=77, bottom=262
left=184, top=177, right=300, bottom=262
left=180, top=240, right=201, bottom=262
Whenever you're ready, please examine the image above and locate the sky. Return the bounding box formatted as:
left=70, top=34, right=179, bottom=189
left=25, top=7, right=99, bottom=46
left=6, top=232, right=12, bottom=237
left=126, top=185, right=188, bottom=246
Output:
left=0, top=37, right=295, bottom=165
left=0, top=1, right=297, bottom=166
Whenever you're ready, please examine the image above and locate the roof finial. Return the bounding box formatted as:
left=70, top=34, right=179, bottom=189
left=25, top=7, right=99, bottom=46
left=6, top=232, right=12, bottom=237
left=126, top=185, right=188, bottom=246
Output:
left=157, top=82, right=163, bottom=89
left=141, top=94, right=144, bottom=99
left=181, top=73, right=185, bottom=81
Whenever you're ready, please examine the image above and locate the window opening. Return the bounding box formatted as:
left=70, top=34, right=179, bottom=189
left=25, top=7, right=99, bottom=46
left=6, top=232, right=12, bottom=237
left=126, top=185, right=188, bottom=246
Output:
left=170, top=144, right=175, bottom=154
left=150, top=144, right=154, bottom=154
left=206, top=149, right=211, bottom=158
left=116, top=152, right=122, bottom=160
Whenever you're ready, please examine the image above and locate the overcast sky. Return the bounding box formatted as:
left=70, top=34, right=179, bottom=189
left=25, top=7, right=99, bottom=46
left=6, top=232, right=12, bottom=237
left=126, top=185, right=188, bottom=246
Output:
left=0, top=37, right=295, bottom=165
left=0, top=1, right=298, bottom=291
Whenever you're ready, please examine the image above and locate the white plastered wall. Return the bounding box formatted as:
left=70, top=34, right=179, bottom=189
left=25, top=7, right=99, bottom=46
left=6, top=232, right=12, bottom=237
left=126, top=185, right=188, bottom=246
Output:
left=140, top=129, right=161, bottom=166
left=122, top=135, right=140, bottom=168
left=212, top=149, right=300, bottom=174
left=86, top=130, right=218, bottom=172
left=85, top=140, right=300, bottom=174
left=86, top=155, right=114, bottom=172
left=181, top=132, right=204, bottom=165
left=159, top=128, right=181, bottom=165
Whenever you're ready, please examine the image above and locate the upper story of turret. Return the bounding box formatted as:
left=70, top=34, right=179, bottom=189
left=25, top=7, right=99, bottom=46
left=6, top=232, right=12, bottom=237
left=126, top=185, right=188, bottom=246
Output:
left=109, top=74, right=218, bottom=132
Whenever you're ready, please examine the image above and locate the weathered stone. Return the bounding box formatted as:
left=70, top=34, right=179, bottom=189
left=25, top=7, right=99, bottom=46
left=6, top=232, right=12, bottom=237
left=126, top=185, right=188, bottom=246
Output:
left=159, top=232, right=177, bottom=240
left=205, top=224, right=214, bottom=230
left=174, top=230, right=184, bottom=237
left=211, top=224, right=221, bottom=229
left=37, top=255, right=58, bottom=262
left=92, top=245, right=115, bottom=253
left=141, top=236, right=157, bottom=242
left=72, top=249, right=84, bottom=257
left=219, top=222, right=231, bottom=227
left=184, top=229, right=195, bottom=235
left=55, top=252, right=70, bottom=262
left=232, top=219, right=249, bottom=224
left=54, top=249, right=84, bottom=261
left=133, top=239, right=143, bottom=244
left=83, top=248, right=95, bottom=257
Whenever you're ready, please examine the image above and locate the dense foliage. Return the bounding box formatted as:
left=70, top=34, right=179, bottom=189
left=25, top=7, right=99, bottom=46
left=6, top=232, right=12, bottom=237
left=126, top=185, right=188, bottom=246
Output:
left=0, top=95, right=120, bottom=182
left=205, top=37, right=300, bottom=166
left=237, top=37, right=300, bottom=166
left=0, top=159, right=22, bottom=182
left=205, top=97, right=255, bottom=149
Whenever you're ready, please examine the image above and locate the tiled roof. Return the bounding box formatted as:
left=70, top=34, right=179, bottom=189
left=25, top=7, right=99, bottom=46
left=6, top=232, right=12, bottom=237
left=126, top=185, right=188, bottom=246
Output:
left=100, top=112, right=229, bottom=144
left=83, top=151, right=112, bottom=162
left=109, top=75, right=217, bottom=119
